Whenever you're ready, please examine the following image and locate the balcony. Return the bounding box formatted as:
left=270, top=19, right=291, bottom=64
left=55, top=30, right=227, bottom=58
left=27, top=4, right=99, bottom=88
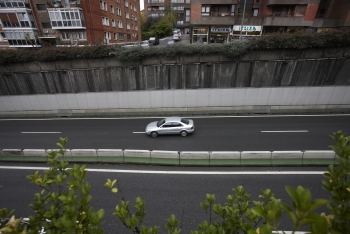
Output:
left=266, top=0, right=318, bottom=4
left=263, top=13, right=313, bottom=26
left=48, top=8, right=85, bottom=29
left=192, top=16, right=234, bottom=26
left=0, top=0, right=29, bottom=8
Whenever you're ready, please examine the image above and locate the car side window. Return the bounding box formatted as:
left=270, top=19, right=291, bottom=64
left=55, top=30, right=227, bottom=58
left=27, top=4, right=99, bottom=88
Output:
left=172, top=122, right=182, bottom=127
left=162, top=123, right=173, bottom=128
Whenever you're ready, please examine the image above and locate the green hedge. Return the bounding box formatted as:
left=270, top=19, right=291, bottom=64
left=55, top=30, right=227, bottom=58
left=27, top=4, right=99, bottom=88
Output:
left=0, top=28, right=349, bottom=64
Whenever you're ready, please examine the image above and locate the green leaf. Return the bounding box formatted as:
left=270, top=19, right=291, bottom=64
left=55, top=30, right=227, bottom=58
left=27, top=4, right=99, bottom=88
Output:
left=285, top=186, right=299, bottom=208
left=309, top=199, right=329, bottom=211
left=111, top=188, right=118, bottom=193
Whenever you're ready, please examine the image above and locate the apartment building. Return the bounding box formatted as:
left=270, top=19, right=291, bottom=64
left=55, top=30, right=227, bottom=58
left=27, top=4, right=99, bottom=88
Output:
left=144, top=0, right=191, bottom=34
left=144, top=0, right=349, bottom=44
left=0, top=0, right=141, bottom=47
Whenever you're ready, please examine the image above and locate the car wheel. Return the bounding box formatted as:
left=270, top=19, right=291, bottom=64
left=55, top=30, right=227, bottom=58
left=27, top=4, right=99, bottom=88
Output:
left=151, top=132, right=158, bottom=138
left=180, top=131, right=188, bottom=137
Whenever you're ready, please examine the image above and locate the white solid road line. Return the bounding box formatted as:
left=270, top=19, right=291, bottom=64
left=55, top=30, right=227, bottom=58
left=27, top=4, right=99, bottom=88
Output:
left=21, top=132, right=61, bottom=134
left=0, top=166, right=324, bottom=175
left=0, top=113, right=349, bottom=121
left=261, top=130, right=309, bottom=133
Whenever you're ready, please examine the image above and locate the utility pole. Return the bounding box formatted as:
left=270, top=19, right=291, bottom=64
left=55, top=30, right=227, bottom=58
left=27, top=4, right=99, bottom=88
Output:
left=239, top=0, right=247, bottom=39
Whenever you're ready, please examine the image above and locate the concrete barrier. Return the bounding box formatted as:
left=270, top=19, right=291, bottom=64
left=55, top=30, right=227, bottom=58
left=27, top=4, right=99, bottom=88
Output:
left=303, top=151, right=335, bottom=165
left=1, top=149, right=23, bottom=162
left=0, top=149, right=341, bottom=166
left=124, top=149, right=151, bottom=164
left=70, top=149, right=98, bottom=163
left=97, top=149, right=124, bottom=163
left=241, top=151, right=271, bottom=165
left=209, top=151, right=240, bottom=166
left=180, top=151, right=210, bottom=166
left=151, top=150, right=179, bottom=165
left=271, top=151, right=303, bottom=165
left=23, top=149, right=47, bottom=162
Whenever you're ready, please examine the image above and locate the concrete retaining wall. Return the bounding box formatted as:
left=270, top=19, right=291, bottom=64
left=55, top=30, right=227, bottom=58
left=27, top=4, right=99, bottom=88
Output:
left=0, top=48, right=349, bottom=96
left=0, top=149, right=337, bottom=166
left=1, top=86, right=349, bottom=117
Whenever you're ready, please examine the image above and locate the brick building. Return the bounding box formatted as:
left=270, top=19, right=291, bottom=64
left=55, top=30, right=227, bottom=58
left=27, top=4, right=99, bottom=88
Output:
left=144, top=0, right=191, bottom=34
left=143, top=0, right=350, bottom=44
left=0, top=0, right=141, bottom=47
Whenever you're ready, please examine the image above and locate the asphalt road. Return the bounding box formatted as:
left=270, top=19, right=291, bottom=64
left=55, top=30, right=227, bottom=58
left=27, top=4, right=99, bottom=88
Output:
left=0, top=115, right=349, bottom=151
left=0, top=163, right=329, bottom=233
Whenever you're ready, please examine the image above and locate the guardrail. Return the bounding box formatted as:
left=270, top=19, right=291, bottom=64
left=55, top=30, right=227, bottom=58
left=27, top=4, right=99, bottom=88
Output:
left=0, top=149, right=337, bottom=166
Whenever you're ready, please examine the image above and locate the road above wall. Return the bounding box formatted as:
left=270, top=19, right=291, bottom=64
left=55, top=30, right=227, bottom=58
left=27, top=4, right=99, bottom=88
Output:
left=0, top=115, right=349, bottom=151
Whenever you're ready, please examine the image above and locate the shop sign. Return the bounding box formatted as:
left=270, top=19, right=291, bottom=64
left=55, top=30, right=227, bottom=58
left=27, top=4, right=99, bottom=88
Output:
left=233, top=25, right=262, bottom=32
left=211, top=26, right=231, bottom=32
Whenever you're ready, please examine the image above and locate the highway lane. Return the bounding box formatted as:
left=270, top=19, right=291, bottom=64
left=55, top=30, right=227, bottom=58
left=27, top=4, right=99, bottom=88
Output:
left=0, top=115, right=349, bottom=151
left=0, top=163, right=329, bottom=233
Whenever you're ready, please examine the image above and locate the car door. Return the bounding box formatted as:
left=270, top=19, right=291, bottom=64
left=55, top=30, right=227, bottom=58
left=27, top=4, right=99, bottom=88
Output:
left=158, top=122, right=173, bottom=135
left=171, top=122, right=183, bottom=134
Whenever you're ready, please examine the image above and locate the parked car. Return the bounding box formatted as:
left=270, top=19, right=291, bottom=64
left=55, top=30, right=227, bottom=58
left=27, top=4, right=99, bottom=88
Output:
left=145, top=116, right=195, bottom=137
left=149, top=37, right=159, bottom=45
left=141, top=40, right=150, bottom=47
left=173, top=34, right=180, bottom=42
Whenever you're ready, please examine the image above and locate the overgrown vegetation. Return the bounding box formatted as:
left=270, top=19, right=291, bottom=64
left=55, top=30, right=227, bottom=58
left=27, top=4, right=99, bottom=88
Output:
left=1, top=130, right=350, bottom=233
left=0, top=29, right=349, bottom=64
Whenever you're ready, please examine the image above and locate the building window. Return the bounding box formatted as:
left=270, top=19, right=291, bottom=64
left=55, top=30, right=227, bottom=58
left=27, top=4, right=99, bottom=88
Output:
left=185, top=9, right=190, bottom=22
left=117, top=8, right=122, bottom=16
left=112, top=19, right=116, bottom=27
left=102, top=17, right=109, bottom=26
left=0, top=32, right=7, bottom=40
left=177, top=21, right=183, bottom=25
left=78, top=31, right=86, bottom=40
left=48, top=9, right=85, bottom=29
left=110, top=5, right=114, bottom=13
left=61, top=32, right=70, bottom=40
left=134, top=6, right=136, bottom=12
left=253, top=9, right=259, bottom=17
left=127, top=34, right=131, bottom=40
left=119, top=33, right=124, bottom=40
left=114, top=32, right=117, bottom=40
left=126, top=23, right=130, bottom=29
left=100, top=0, right=107, bottom=11
left=17, top=13, right=31, bottom=27
left=42, top=22, right=51, bottom=28
left=135, top=25, right=138, bottom=31
left=231, top=5, right=236, bottom=16
left=126, top=12, right=129, bottom=19
left=105, top=32, right=111, bottom=40
left=36, top=4, right=47, bottom=11
left=118, top=20, right=123, bottom=28
left=125, top=0, right=128, bottom=7
left=201, top=6, right=210, bottom=16
left=115, top=0, right=120, bottom=3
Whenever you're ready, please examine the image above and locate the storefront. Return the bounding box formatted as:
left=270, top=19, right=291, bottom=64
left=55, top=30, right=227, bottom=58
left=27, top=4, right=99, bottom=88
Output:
left=209, top=26, right=231, bottom=44
left=192, top=27, right=209, bottom=43
left=231, top=25, right=262, bottom=39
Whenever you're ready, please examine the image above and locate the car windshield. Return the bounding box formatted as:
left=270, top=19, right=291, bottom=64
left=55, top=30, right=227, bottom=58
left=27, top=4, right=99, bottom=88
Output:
left=157, top=119, right=166, bottom=127
left=181, top=118, right=189, bottom=125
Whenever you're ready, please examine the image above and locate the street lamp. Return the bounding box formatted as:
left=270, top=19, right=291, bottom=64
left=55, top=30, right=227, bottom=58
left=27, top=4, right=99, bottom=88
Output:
left=239, top=0, right=246, bottom=39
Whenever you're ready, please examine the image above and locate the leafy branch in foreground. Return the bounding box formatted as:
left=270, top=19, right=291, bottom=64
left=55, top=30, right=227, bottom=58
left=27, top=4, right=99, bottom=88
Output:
left=26, top=137, right=104, bottom=234
left=104, top=179, right=160, bottom=234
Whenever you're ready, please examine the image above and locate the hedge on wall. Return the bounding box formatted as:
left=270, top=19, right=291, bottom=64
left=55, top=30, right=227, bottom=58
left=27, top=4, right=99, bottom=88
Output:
left=0, top=28, right=349, bottom=64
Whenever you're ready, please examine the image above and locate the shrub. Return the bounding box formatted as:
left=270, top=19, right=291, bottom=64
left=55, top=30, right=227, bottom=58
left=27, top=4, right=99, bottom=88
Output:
left=0, top=29, right=349, bottom=64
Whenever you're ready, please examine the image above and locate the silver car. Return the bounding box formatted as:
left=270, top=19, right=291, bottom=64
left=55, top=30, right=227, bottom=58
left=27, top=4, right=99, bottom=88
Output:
left=145, top=117, right=194, bottom=137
